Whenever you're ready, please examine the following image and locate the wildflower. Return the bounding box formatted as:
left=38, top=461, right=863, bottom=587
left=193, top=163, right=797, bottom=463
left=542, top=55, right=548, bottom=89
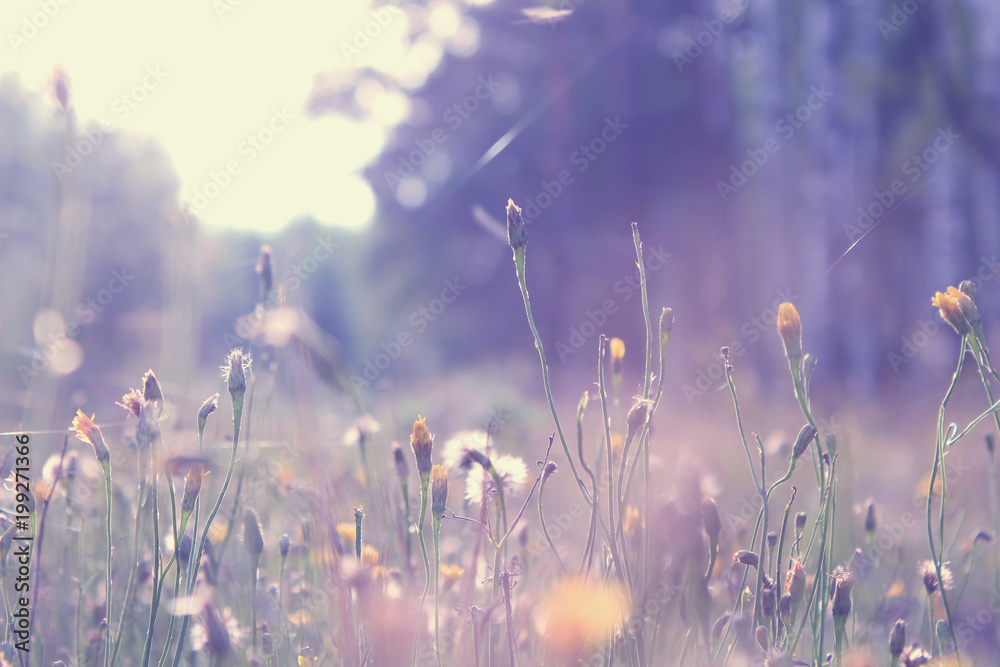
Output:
left=181, top=463, right=205, bottom=514
left=336, top=522, right=356, bottom=547
left=625, top=399, right=650, bottom=439
left=440, top=563, right=463, bottom=588
left=361, top=545, right=380, bottom=568
left=506, top=198, right=526, bottom=251
left=116, top=388, right=143, bottom=417
left=864, top=500, right=878, bottom=539
left=465, top=454, right=527, bottom=503
left=344, top=415, right=380, bottom=448
left=659, top=307, right=674, bottom=354
left=786, top=558, right=806, bottom=604
left=221, top=348, right=252, bottom=409
left=536, top=576, right=629, bottom=661
left=829, top=566, right=854, bottom=621
left=777, top=302, right=802, bottom=361
left=919, top=560, right=954, bottom=595
left=733, top=550, right=759, bottom=569
left=198, top=394, right=219, bottom=435
left=244, top=509, right=264, bottom=572
left=392, top=443, right=409, bottom=480
left=410, top=416, right=433, bottom=479
left=931, top=287, right=975, bottom=335
left=442, top=429, right=489, bottom=469
left=72, top=410, right=110, bottom=465
left=791, top=424, right=817, bottom=460
left=431, top=464, right=448, bottom=521
left=257, top=245, right=274, bottom=303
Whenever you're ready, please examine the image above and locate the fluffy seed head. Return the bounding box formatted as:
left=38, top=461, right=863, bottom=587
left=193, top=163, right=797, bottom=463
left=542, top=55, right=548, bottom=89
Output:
left=411, top=416, right=434, bottom=478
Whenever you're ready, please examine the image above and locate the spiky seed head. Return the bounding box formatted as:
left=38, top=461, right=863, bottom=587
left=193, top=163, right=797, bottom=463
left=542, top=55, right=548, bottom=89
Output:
left=198, top=394, right=219, bottom=435
left=142, top=369, right=163, bottom=403
left=787, top=558, right=806, bottom=604
left=932, top=287, right=974, bottom=335
left=829, top=567, right=854, bottom=620
left=279, top=533, right=291, bottom=558
left=181, top=463, right=205, bottom=514
left=625, top=400, right=650, bottom=439
left=506, top=199, right=527, bottom=251
left=701, top=498, right=721, bottom=547
left=221, top=348, right=252, bottom=400
left=888, top=619, right=906, bottom=657
left=411, top=416, right=434, bottom=478
left=72, top=411, right=111, bottom=465
left=777, top=302, right=802, bottom=361
left=431, top=464, right=448, bottom=520
left=392, top=443, right=409, bottom=480
left=244, top=509, right=264, bottom=571
left=791, top=424, right=817, bottom=460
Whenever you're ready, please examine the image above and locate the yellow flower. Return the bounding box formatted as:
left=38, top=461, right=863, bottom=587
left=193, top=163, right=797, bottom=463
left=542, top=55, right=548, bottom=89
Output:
left=609, top=337, right=625, bottom=361
left=72, top=410, right=110, bottom=464
left=411, top=416, right=433, bottom=478
left=537, top=576, right=630, bottom=661
left=336, top=522, right=356, bottom=547
left=440, top=563, right=464, bottom=588
left=777, top=302, right=802, bottom=360
left=361, top=544, right=379, bottom=567
left=932, top=286, right=975, bottom=335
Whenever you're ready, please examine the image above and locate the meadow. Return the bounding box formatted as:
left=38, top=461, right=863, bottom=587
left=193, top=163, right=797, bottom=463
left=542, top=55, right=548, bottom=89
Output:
left=7, top=196, right=998, bottom=667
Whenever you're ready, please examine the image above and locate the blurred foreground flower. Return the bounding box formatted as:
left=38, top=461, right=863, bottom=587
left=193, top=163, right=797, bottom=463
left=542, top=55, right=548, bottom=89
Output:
left=465, top=454, right=527, bottom=503
left=536, top=576, right=630, bottom=661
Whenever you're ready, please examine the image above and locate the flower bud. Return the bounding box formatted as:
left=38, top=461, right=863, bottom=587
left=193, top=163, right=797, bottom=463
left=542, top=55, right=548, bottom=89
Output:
left=244, top=509, right=264, bottom=571
left=506, top=199, right=527, bottom=251
left=777, top=302, right=802, bottom=361
left=792, top=424, right=818, bottom=460
left=181, top=463, right=205, bottom=514
left=279, top=533, right=291, bottom=558
left=198, top=394, right=219, bottom=436
left=393, top=443, right=409, bottom=481
left=411, top=416, right=434, bottom=479
left=888, top=618, right=906, bottom=658
left=734, top=550, right=758, bottom=569
left=431, top=465, right=448, bottom=521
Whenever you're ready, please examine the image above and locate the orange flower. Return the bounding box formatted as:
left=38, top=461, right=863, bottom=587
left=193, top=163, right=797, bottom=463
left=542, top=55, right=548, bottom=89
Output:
left=72, top=410, right=110, bottom=465
left=932, top=286, right=975, bottom=335
left=777, top=303, right=802, bottom=360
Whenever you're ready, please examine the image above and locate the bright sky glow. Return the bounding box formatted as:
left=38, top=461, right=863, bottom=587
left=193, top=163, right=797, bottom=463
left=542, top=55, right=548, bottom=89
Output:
left=0, top=0, right=485, bottom=233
